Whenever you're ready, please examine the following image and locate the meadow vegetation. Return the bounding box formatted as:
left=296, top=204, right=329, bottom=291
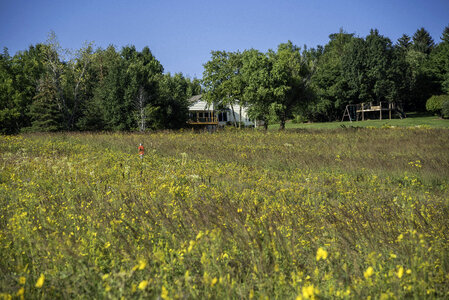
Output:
left=1, top=128, right=449, bottom=299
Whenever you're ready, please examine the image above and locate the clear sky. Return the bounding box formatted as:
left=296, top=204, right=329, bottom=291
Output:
left=1, top=0, right=448, bottom=79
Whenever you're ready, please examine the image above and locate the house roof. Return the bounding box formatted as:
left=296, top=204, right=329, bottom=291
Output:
left=188, top=94, right=215, bottom=111
left=187, top=94, right=203, bottom=104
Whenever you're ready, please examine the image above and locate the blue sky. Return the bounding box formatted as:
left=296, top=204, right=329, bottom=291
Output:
left=1, top=0, right=448, bottom=78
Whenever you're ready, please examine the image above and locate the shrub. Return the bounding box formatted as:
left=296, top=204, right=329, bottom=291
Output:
left=291, top=114, right=308, bottom=124
left=442, top=99, right=449, bottom=119
left=426, top=95, right=449, bottom=116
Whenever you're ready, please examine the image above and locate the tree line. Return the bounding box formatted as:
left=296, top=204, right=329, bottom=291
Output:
left=202, top=26, right=449, bottom=129
left=0, top=32, right=201, bottom=134
left=1, top=26, right=449, bottom=133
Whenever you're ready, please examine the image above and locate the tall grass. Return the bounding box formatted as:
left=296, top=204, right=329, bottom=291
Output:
left=1, top=128, right=448, bottom=298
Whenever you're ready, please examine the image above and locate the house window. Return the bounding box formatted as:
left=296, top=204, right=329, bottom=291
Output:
left=218, top=111, right=228, bottom=122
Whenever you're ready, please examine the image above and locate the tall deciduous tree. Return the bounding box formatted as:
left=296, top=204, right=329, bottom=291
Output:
left=241, top=49, right=272, bottom=129
left=268, top=41, right=312, bottom=130
left=202, top=50, right=244, bottom=127
left=1, top=45, right=47, bottom=133
left=0, top=48, right=19, bottom=134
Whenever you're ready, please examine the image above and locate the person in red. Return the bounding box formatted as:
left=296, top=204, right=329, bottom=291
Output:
left=138, top=143, right=144, bottom=159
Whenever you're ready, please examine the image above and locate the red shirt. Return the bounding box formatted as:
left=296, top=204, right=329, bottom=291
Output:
left=138, top=145, right=144, bottom=155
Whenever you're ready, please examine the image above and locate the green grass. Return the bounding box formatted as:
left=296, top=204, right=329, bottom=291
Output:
left=269, top=113, right=449, bottom=130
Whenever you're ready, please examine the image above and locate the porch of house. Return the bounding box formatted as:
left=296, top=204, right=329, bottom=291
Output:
left=187, top=111, right=218, bottom=125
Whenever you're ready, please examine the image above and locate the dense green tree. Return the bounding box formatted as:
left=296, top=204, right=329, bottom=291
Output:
left=186, top=78, right=202, bottom=98
left=38, top=32, right=70, bottom=129
left=392, top=37, right=414, bottom=108
left=0, top=45, right=47, bottom=133
left=202, top=50, right=245, bottom=127
left=86, top=46, right=163, bottom=131
left=412, top=27, right=435, bottom=54
left=340, top=30, right=410, bottom=112
left=364, top=29, right=397, bottom=102
left=29, top=73, right=63, bottom=131
left=0, top=49, right=20, bottom=134
left=64, top=42, right=95, bottom=130
left=155, top=73, right=193, bottom=129
left=77, top=45, right=119, bottom=130
left=268, top=41, right=311, bottom=129
left=429, top=25, right=449, bottom=94
left=397, top=34, right=411, bottom=50
left=241, top=49, right=272, bottom=129
left=309, top=30, right=354, bottom=121
left=124, top=46, right=163, bottom=130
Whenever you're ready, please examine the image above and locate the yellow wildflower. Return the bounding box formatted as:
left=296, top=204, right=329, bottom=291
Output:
left=187, top=240, right=195, bottom=252
left=19, top=277, right=26, bottom=285
left=396, top=266, right=404, bottom=279
left=138, top=280, right=148, bottom=290
left=211, top=277, right=218, bottom=287
left=363, top=267, right=374, bottom=279
left=138, top=259, right=146, bottom=270
left=35, top=273, right=45, bottom=288
left=316, top=247, right=328, bottom=261
left=161, top=286, right=169, bottom=300
left=302, top=284, right=317, bottom=299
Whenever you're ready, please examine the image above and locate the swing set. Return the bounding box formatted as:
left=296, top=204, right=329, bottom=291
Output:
left=341, top=102, right=406, bottom=122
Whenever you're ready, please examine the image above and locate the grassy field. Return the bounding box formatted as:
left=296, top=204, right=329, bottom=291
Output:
left=1, top=128, right=449, bottom=299
left=269, top=113, right=449, bottom=130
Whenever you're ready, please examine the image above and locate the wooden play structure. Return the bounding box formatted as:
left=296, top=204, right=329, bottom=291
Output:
left=341, top=102, right=406, bottom=122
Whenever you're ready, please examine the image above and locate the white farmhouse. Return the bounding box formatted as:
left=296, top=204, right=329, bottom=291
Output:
left=187, top=95, right=261, bottom=127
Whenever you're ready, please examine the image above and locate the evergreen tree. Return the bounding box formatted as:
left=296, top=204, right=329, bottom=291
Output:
left=430, top=25, right=449, bottom=94
left=397, top=34, right=411, bottom=50
left=309, top=30, right=354, bottom=121
left=441, top=25, right=449, bottom=44
left=412, top=27, right=435, bottom=54
left=29, top=74, right=63, bottom=131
